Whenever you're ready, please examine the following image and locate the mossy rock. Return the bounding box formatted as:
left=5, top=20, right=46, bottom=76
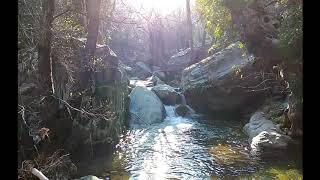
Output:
left=246, top=167, right=302, bottom=180
left=272, top=115, right=285, bottom=124
left=260, top=99, right=286, bottom=121
left=209, top=144, right=251, bottom=166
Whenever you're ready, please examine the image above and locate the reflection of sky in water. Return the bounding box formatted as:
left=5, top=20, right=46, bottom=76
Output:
left=134, top=122, right=195, bottom=179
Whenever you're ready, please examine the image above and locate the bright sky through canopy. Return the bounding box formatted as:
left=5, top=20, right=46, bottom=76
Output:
left=128, top=0, right=195, bottom=15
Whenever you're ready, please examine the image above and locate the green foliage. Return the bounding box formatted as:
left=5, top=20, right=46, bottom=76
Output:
left=277, top=0, right=302, bottom=101
left=53, top=13, right=85, bottom=38
left=196, top=0, right=248, bottom=53
left=277, top=0, right=302, bottom=64
left=63, top=16, right=84, bottom=33
left=196, top=0, right=232, bottom=45
left=238, top=42, right=244, bottom=49
left=208, top=43, right=219, bottom=53
left=278, top=1, right=302, bottom=50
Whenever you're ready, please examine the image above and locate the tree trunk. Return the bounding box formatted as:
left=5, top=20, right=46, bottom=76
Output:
left=37, top=0, right=62, bottom=154
left=104, top=0, right=116, bottom=45
left=202, top=30, right=206, bottom=47
left=186, top=0, right=193, bottom=65
left=148, top=24, right=154, bottom=70
left=157, top=19, right=166, bottom=67
left=81, top=0, right=101, bottom=91
left=85, top=0, right=101, bottom=59
left=72, top=0, right=86, bottom=31
left=38, top=0, right=55, bottom=95
left=148, top=19, right=166, bottom=68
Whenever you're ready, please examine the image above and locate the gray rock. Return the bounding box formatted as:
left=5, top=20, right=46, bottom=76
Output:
left=129, top=86, right=166, bottom=125
left=151, top=84, right=180, bottom=105
left=147, top=75, right=164, bottom=86
left=251, top=131, right=291, bottom=151
left=153, top=71, right=166, bottom=80
left=181, top=42, right=267, bottom=112
left=243, top=112, right=280, bottom=140
left=175, top=104, right=195, bottom=117
left=244, top=111, right=291, bottom=153
left=167, top=47, right=208, bottom=72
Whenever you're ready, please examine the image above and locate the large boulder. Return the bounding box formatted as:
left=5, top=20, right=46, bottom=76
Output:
left=129, top=86, right=166, bottom=125
left=167, top=46, right=208, bottom=72
left=181, top=42, right=268, bottom=113
left=65, top=43, right=129, bottom=159
left=244, top=111, right=291, bottom=153
left=168, top=48, right=191, bottom=69
left=151, top=84, right=180, bottom=105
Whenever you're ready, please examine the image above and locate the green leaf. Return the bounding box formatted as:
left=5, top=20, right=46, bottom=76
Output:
left=238, top=42, right=244, bottom=49
left=214, top=26, right=222, bottom=38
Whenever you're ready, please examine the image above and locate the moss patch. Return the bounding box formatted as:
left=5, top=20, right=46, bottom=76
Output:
left=260, top=99, right=287, bottom=124
left=246, top=167, right=302, bottom=180
left=209, top=144, right=251, bottom=166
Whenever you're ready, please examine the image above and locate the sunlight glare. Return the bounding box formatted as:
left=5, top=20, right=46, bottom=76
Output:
left=128, top=0, right=192, bottom=15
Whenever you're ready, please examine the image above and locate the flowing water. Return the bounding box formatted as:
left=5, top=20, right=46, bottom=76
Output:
left=76, top=106, right=302, bottom=179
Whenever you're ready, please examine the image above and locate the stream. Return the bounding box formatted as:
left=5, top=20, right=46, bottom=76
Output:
left=76, top=105, right=302, bottom=179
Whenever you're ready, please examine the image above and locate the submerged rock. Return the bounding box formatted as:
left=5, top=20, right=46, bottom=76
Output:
left=244, top=111, right=291, bottom=154
left=181, top=42, right=266, bottom=113
left=209, top=144, right=251, bottom=166
left=129, top=86, right=166, bottom=125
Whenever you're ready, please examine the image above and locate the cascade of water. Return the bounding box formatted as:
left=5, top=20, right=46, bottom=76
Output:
left=179, top=92, right=187, bottom=105
left=164, top=105, right=176, bottom=118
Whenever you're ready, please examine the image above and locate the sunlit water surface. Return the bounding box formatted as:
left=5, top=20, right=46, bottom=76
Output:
left=76, top=106, right=302, bottom=179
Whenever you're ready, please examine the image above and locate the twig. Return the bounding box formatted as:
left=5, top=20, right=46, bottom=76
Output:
left=34, top=145, right=39, bottom=156
left=53, top=9, right=71, bottom=20
left=89, top=132, right=94, bottom=159
left=51, top=95, right=113, bottom=121
left=42, top=153, right=70, bottom=172
left=31, top=168, right=49, bottom=180
left=247, top=87, right=272, bottom=92
left=264, top=0, right=278, bottom=8
left=236, top=78, right=274, bottom=89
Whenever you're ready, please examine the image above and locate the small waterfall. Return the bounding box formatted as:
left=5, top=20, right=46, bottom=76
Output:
left=164, top=105, right=176, bottom=118
left=178, top=93, right=187, bottom=105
